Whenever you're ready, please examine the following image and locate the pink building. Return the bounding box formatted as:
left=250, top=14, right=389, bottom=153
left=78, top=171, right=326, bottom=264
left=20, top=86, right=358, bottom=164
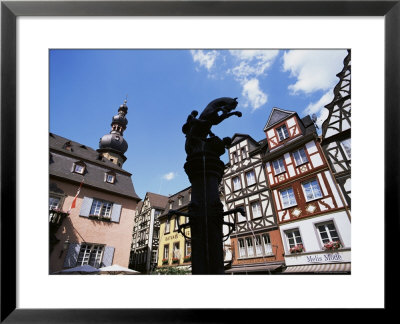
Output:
left=49, top=100, right=141, bottom=274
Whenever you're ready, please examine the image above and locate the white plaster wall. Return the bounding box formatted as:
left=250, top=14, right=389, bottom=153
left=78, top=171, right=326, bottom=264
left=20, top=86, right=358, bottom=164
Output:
left=279, top=210, right=351, bottom=254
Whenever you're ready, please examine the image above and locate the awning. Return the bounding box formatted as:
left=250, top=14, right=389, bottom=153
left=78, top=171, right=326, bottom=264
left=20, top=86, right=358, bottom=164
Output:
left=283, top=263, right=351, bottom=273
left=225, top=264, right=283, bottom=274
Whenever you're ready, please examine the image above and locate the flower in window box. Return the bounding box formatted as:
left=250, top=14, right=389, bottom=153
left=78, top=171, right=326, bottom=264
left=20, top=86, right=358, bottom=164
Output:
left=162, top=258, right=168, bottom=265
left=323, top=241, right=342, bottom=251
left=183, top=255, right=191, bottom=263
left=172, top=257, right=179, bottom=264
left=290, top=244, right=304, bottom=253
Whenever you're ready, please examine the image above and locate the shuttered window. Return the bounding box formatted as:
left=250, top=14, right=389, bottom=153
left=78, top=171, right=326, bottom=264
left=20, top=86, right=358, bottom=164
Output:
left=80, top=197, right=122, bottom=223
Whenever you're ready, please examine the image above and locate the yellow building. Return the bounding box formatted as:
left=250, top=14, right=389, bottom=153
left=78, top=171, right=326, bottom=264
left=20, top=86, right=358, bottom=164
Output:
left=157, top=187, right=192, bottom=272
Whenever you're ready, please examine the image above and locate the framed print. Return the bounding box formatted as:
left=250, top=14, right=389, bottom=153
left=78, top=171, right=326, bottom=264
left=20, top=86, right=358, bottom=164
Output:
left=1, top=0, right=398, bottom=321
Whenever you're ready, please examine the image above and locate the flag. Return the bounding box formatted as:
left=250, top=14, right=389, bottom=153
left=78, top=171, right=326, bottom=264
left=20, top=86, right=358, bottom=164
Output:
left=68, top=179, right=84, bottom=213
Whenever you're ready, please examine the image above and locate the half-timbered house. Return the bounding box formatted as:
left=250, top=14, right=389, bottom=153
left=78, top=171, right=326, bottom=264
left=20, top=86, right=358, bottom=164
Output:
left=130, top=192, right=168, bottom=273
left=263, top=107, right=351, bottom=274
left=321, top=50, right=351, bottom=209
left=222, top=134, right=285, bottom=274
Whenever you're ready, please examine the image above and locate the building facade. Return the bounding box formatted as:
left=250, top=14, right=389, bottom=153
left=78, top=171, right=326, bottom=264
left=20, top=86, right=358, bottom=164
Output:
left=49, top=101, right=141, bottom=273
left=222, top=134, right=285, bottom=274
left=321, top=50, right=351, bottom=209
left=157, top=187, right=192, bottom=272
left=262, top=108, right=351, bottom=274
left=130, top=192, right=168, bottom=273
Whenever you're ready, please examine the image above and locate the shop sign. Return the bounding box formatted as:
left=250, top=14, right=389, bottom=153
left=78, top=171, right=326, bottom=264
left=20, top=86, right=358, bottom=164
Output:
left=165, top=233, right=179, bottom=241
left=306, top=253, right=342, bottom=263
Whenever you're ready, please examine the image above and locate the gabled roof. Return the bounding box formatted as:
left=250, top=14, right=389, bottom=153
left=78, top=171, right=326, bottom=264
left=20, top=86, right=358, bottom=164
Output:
left=146, top=192, right=169, bottom=210
left=230, top=133, right=259, bottom=147
left=263, top=107, right=296, bottom=131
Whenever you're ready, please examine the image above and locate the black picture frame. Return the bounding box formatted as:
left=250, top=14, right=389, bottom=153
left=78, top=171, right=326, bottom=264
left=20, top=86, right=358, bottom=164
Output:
left=1, top=0, right=397, bottom=322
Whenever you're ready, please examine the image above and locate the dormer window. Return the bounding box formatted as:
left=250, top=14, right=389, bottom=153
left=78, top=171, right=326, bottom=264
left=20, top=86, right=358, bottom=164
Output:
left=169, top=200, right=174, bottom=209
left=276, top=124, right=289, bottom=141
left=178, top=196, right=183, bottom=206
left=63, top=141, right=73, bottom=151
left=105, top=172, right=116, bottom=184
left=73, top=162, right=86, bottom=174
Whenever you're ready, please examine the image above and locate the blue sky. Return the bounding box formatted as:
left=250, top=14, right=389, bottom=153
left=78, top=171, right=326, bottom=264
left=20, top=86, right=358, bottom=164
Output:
left=50, top=49, right=348, bottom=199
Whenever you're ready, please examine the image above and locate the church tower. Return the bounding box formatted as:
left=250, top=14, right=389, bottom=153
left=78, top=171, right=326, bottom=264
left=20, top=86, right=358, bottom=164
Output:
left=97, top=100, right=129, bottom=167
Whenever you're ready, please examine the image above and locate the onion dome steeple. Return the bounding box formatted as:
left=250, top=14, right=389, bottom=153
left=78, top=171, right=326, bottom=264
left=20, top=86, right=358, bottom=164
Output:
left=97, top=99, right=130, bottom=167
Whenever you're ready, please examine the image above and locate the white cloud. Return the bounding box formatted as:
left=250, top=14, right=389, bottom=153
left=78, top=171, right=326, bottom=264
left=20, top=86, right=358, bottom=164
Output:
left=190, top=50, right=279, bottom=111
left=190, top=50, right=219, bottom=71
left=163, top=172, right=176, bottom=181
left=283, top=50, right=347, bottom=94
left=241, top=79, right=268, bottom=111
left=303, top=90, right=334, bottom=129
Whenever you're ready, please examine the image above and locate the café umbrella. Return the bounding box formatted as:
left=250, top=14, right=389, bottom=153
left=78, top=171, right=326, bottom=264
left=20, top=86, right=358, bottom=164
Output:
left=53, top=264, right=100, bottom=274
left=98, top=264, right=140, bottom=275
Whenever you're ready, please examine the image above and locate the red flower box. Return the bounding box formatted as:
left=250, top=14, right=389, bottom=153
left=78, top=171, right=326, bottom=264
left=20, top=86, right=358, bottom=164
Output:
left=323, top=241, right=342, bottom=251
left=290, top=244, right=304, bottom=253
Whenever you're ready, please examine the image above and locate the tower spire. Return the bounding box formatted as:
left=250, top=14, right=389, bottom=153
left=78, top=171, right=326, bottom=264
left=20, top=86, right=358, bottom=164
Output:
left=97, top=99, right=129, bottom=167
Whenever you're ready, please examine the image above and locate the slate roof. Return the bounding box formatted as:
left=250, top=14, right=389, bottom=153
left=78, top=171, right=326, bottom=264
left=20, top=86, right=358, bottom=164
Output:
left=263, top=107, right=296, bottom=131
left=147, top=192, right=169, bottom=210
left=49, top=132, right=140, bottom=201
left=159, top=186, right=192, bottom=218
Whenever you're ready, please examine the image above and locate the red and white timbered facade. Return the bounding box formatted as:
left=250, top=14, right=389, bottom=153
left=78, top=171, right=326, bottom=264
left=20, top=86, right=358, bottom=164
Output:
left=263, top=107, right=351, bottom=273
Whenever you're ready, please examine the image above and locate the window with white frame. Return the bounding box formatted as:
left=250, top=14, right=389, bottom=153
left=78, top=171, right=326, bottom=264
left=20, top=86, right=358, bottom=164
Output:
left=302, top=179, right=323, bottom=201
left=164, top=219, right=170, bottom=234
left=76, top=244, right=104, bottom=268
left=280, top=188, right=297, bottom=208
left=236, top=206, right=246, bottom=223
left=272, top=158, right=286, bottom=175
left=173, top=242, right=180, bottom=259
left=238, top=234, right=274, bottom=258
left=232, top=151, right=239, bottom=164
left=49, top=196, right=61, bottom=210
left=316, top=221, right=341, bottom=245
left=250, top=201, right=262, bottom=219
left=163, top=244, right=169, bottom=259
left=246, top=170, right=256, bottom=186
left=292, top=148, right=308, bottom=166
left=232, top=176, right=242, bottom=191
left=276, top=124, right=289, bottom=141
left=241, top=147, right=247, bottom=159
left=106, top=173, right=115, bottom=184
left=254, top=236, right=263, bottom=256
left=238, top=238, right=246, bottom=258
left=89, top=199, right=113, bottom=218
left=73, top=163, right=85, bottom=174
left=185, top=240, right=191, bottom=256
left=262, top=234, right=273, bottom=255
left=174, top=216, right=179, bottom=231
left=178, top=197, right=183, bottom=206
left=285, top=229, right=303, bottom=249
left=246, top=237, right=255, bottom=257
left=340, top=138, right=351, bottom=159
